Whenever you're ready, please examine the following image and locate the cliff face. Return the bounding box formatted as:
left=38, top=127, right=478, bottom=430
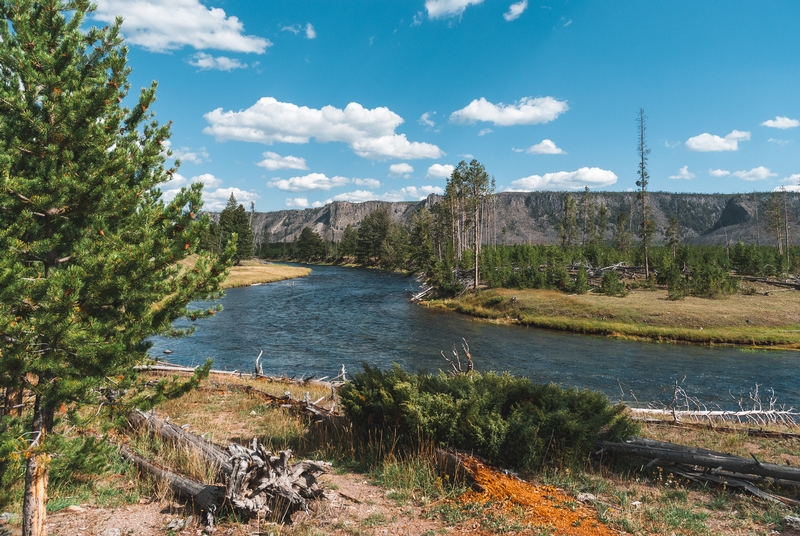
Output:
left=212, top=191, right=800, bottom=248
left=250, top=200, right=422, bottom=244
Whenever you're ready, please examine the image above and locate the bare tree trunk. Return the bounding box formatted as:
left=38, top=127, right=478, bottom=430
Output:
left=783, top=190, right=790, bottom=266
left=22, top=396, right=48, bottom=536
left=3, top=386, right=24, bottom=417
left=474, top=202, right=480, bottom=289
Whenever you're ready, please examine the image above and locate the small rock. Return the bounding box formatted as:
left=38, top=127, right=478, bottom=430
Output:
left=99, top=529, right=121, bottom=536
left=577, top=492, right=597, bottom=502
left=65, top=505, right=85, bottom=513
left=167, top=519, right=186, bottom=531
left=631, top=501, right=642, bottom=508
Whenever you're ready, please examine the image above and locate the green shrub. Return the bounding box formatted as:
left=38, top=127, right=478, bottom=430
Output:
left=339, top=365, right=639, bottom=471
left=600, top=270, right=627, bottom=297
left=571, top=266, right=589, bottom=294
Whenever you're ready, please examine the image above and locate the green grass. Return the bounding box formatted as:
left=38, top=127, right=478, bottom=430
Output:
left=431, top=287, right=800, bottom=348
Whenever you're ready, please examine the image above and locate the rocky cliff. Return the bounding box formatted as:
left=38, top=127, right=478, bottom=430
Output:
left=214, top=191, right=800, bottom=248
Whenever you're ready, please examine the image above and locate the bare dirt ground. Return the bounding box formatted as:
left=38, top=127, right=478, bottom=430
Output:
left=38, top=466, right=618, bottom=536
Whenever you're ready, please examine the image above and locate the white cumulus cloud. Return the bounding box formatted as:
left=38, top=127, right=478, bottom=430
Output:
left=93, top=0, right=271, bottom=53
left=526, top=139, right=565, bottom=155
left=305, top=23, right=317, bottom=39
left=267, top=173, right=349, bottom=192
left=325, top=190, right=381, bottom=203
left=188, top=52, right=247, bottom=71
left=163, top=141, right=210, bottom=164
left=761, top=116, right=800, bottom=129
left=389, top=163, right=414, bottom=177
left=425, top=0, right=484, bottom=19
left=478, top=128, right=493, bottom=136
left=203, top=187, right=260, bottom=211
left=503, top=0, right=528, bottom=21
left=685, top=130, right=750, bottom=152
left=450, top=96, right=568, bottom=126
left=353, top=178, right=381, bottom=189
left=256, top=152, right=309, bottom=171
left=286, top=197, right=309, bottom=208
left=419, top=112, right=436, bottom=127
left=731, top=166, right=776, bottom=181
left=775, top=184, right=800, bottom=192
left=427, top=164, right=455, bottom=178
left=397, top=185, right=444, bottom=199
left=507, top=167, right=618, bottom=191
left=669, top=166, right=695, bottom=180
left=709, top=169, right=730, bottom=177
left=204, top=97, right=443, bottom=160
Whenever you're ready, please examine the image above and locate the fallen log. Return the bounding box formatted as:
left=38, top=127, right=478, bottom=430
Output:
left=599, top=437, right=800, bottom=483
left=128, top=409, right=233, bottom=475
left=629, top=407, right=800, bottom=426
left=124, top=412, right=330, bottom=522
left=669, top=467, right=800, bottom=507
left=119, top=444, right=224, bottom=529
left=633, top=417, right=800, bottom=439
left=203, top=383, right=345, bottom=427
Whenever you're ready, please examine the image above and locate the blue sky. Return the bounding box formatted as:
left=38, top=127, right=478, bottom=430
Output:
left=92, top=0, right=800, bottom=211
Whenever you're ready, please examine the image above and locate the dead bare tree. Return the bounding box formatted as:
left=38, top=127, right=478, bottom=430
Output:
left=440, top=338, right=474, bottom=376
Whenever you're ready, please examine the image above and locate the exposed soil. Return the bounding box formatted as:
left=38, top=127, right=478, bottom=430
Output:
left=36, top=461, right=616, bottom=536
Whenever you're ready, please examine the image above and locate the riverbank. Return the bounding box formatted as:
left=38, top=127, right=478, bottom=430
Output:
left=222, top=259, right=311, bottom=289
left=29, top=370, right=800, bottom=536
left=426, top=285, right=800, bottom=349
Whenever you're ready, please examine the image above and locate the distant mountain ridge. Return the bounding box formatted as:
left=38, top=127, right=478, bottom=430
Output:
left=216, top=191, right=800, bottom=249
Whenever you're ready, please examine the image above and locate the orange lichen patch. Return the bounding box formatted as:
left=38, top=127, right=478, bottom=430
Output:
left=452, top=457, right=617, bottom=536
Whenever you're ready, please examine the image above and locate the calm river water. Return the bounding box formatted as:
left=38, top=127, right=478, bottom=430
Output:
left=148, top=264, right=800, bottom=410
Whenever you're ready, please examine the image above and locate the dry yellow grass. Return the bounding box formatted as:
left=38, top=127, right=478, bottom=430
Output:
left=435, top=285, right=800, bottom=348
left=222, top=260, right=310, bottom=289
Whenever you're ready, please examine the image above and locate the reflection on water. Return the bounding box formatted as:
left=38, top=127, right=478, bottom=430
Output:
left=148, top=264, right=800, bottom=410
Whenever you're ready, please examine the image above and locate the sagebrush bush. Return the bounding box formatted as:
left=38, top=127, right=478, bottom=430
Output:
left=339, top=364, right=639, bottom=471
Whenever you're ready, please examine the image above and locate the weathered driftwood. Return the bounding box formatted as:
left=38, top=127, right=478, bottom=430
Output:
left=599, top=437, right=800, bottom=483
left=669, top=467, right=800, bottom=507
left=125, top=410, right=330, bottom=522
left=633, top=417, right=800, bottom=439
left=629, top=407, right=800, bottom=426
left=225, top=441, right=329, bottom=519
left=203, top=383, right=345, bottom=427
left=128, top=409, right=233, bottom=475
left=119, top=444, right=224, bottom=529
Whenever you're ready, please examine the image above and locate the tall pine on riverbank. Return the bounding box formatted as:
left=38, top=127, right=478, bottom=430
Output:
left=0, top=2, right=231, bottom=534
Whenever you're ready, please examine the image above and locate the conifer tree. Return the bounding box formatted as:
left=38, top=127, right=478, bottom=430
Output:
left=636, top=108, right=654, bottom=278
left=558, top=193, right=578, bottom=248
left=0, top=2, right=231, bottom=533
left=218, top=193, right=254, bottom=261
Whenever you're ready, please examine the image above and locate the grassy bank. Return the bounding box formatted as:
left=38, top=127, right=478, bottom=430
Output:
left=21, top=371, right=799, bottom=536
left=221, top=259, right=311, bottom=289
left=427, top=286, right=800, bottom=349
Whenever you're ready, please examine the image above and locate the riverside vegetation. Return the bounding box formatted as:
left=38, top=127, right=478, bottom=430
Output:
left=2, top=366, right=799, bottom=535
left=260, top=191, right=800, bottom=346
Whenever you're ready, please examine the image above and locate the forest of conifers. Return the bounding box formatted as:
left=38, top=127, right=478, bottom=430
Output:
left=204, top=160, right=799, bottom=300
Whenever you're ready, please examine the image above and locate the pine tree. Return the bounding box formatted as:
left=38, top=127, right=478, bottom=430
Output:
left=665, top=216, right=680, bottom=259
left=558, top=193, right=578, bottom=249
left=218, top=193, right=254, bottom=261
left=0, top=3, right=231, bottom=533
left=636, top=108, right=654, bottom=278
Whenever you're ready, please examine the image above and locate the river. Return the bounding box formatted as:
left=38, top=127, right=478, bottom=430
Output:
left=147, top=264, right=800, bottom=410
